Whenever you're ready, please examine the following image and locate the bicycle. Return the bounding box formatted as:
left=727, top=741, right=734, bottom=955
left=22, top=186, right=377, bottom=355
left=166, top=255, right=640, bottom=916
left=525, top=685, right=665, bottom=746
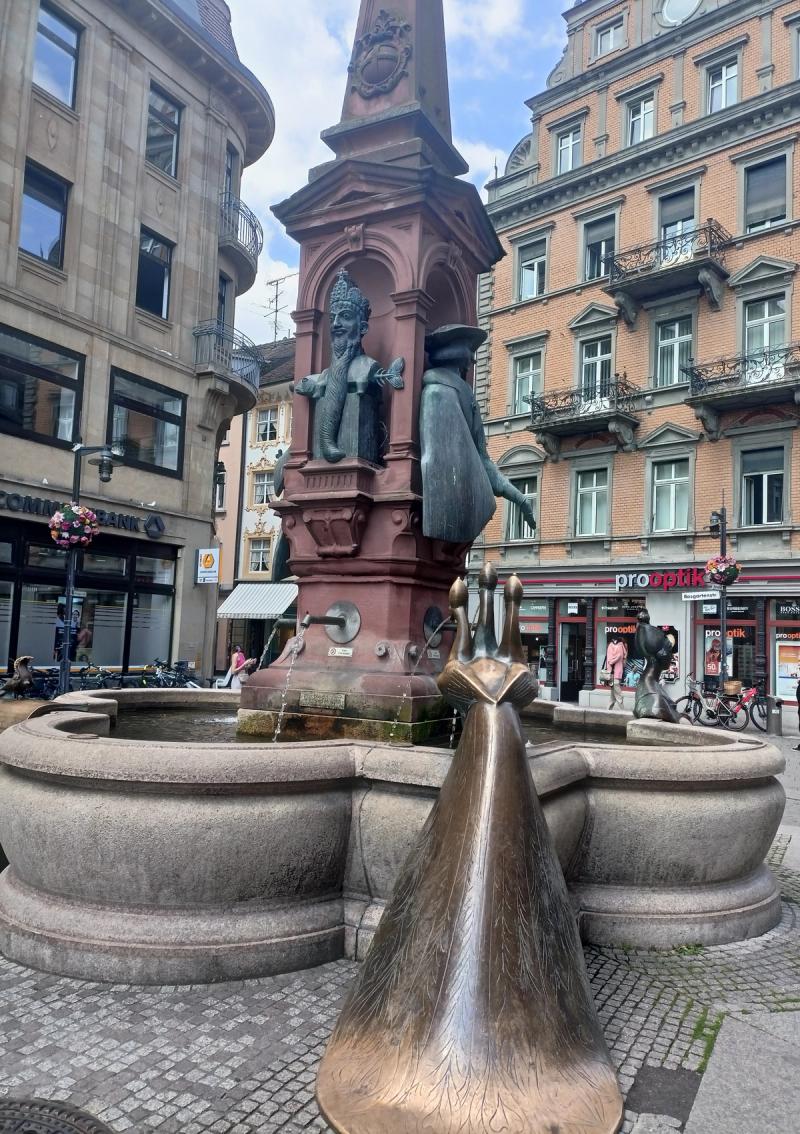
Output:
left=77, top=665, right=124, bottom=691
left=747, top=689, right=769, bottom=732
left=674, top=676, right=749, bottom=731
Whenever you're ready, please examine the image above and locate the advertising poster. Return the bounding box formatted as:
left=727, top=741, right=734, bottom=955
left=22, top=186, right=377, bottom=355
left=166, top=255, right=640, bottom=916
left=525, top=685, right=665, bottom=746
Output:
left=775, top=633, right=800, bottom=701
left=196, top=548, right=220, bottom=584
left=704, top=629, right=734, bottom=678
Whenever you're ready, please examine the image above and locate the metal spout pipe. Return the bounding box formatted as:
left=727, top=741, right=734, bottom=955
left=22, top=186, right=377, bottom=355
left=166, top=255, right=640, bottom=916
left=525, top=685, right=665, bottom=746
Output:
left=301, top=613, right=347, bottom=630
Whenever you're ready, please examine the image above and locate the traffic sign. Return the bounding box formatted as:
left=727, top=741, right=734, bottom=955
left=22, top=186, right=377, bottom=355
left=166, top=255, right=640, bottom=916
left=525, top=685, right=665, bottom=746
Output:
left=682, top=589, right=721, bottom=601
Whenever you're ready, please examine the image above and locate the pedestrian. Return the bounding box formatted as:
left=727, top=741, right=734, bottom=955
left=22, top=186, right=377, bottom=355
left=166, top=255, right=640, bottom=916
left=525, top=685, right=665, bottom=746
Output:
left=795, top=677, right=800, bottom=751
left=606, top=635, right=628, bottom=711
left=229, top=644, right=247, bottom=692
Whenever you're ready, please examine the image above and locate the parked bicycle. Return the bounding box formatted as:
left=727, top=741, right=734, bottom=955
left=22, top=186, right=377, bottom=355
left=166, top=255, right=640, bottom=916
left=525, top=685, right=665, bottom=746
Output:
left=674, top=676, right=762, bottom=731
left=139, top=659, right=202, bottom=689
left=77, top=665, right=125, bottom=691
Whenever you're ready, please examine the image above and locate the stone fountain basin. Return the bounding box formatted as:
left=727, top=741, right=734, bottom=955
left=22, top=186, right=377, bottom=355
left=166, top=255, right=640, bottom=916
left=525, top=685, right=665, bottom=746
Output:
left=0, top=690, right=785, bottom=984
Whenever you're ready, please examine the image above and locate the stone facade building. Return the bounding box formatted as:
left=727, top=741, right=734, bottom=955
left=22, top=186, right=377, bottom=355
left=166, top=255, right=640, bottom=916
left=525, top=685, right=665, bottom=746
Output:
left=213, top=336, right=295, bottom=671
left=480, top=0, right=800, bottom=705
left=0, top=0, right=273, bottom=676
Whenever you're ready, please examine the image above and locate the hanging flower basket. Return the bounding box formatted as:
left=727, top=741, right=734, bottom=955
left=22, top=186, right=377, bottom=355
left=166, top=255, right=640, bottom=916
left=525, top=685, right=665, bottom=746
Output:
left=49, top=502, right=100, bottom=550
left=705, top=554, right=741, bottom=587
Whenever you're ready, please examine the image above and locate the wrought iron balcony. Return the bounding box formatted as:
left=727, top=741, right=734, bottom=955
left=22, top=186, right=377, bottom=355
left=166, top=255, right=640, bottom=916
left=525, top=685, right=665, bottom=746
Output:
left=684, top=341, right=800, bottom=441
left=604, top=219, right=731, bottom=327
left=218, top=192, right=264, bottom=294
left=527, top=375, right=642, bottom=460
left=193, top=321, right=264, bottom=410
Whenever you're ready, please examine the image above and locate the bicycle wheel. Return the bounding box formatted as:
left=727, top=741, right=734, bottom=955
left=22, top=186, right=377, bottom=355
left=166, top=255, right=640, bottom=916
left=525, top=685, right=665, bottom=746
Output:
left=749, top=697, right=768, bottom=732
left=674, top=695, right=700, bottom=722
left=721, top=699, right=749, bottom=731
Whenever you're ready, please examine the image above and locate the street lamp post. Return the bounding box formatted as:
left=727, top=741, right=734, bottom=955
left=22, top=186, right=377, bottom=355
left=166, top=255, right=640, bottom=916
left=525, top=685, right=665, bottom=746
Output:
left=58, top=444, right=119, bottom=696
left=710, top=506, right=728, bottom=688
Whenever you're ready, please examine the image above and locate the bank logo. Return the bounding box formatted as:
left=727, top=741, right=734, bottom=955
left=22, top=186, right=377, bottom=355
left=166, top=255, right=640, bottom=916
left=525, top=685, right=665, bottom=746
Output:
left=144, top=514, right=166, bottom=540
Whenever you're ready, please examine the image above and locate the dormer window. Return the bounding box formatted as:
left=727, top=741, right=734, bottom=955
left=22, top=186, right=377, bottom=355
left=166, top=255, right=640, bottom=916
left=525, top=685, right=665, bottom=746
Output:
left=596, top=17, right=624, bottom=58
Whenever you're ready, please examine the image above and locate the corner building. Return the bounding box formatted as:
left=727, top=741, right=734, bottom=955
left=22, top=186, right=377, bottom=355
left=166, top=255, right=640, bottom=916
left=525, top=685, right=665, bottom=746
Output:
left=0, top=0, right=273, bottom=676
left=480, top=0, right=800, bottom=706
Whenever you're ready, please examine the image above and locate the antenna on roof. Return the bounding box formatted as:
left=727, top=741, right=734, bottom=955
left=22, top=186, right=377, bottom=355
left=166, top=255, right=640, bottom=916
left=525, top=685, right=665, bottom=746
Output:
left=262, top=271, right=299, bottom=343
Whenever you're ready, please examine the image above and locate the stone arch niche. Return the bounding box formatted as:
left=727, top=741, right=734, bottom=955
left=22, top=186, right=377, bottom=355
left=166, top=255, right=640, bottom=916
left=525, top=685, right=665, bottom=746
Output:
left=310, top=256, right=398, bottom=374
left=424, top=262, right=472, bottom=332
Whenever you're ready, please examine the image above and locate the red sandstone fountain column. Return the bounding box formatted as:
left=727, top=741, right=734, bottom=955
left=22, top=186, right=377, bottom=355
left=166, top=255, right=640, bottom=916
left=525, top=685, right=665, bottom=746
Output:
left=240, top=0, right=504, bottom=741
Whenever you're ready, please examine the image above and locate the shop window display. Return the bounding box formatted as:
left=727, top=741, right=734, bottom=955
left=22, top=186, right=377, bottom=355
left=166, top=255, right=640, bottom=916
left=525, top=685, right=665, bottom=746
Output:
left=0, top=581, right=13, bottom=667
left=772, top=600, right=800, bottom=701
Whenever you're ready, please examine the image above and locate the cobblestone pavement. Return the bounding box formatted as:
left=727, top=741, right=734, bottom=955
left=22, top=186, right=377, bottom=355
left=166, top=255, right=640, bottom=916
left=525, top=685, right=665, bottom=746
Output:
left=0, top=840, right=798, bottom=1134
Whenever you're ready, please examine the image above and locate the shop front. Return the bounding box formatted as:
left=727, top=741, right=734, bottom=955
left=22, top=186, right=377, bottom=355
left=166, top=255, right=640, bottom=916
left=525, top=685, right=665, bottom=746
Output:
left=498, top=560, right=800, bottom=709
left=0, top=511, right=177, bottom=675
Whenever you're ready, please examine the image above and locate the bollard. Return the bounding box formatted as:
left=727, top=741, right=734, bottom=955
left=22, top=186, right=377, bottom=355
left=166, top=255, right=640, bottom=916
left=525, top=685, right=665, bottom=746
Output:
left=765, top=696, right=783, bottom=736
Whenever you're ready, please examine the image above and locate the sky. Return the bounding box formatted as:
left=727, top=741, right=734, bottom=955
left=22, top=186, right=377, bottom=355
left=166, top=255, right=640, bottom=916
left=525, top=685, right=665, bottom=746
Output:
left=228, top=1, right=569, bottom=343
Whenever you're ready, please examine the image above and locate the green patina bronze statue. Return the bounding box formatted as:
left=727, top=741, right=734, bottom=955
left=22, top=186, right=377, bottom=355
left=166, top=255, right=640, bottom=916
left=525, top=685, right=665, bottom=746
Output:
left=419, top=324, right=537, bottom=544
left=296, top=269, right=404, bottom=464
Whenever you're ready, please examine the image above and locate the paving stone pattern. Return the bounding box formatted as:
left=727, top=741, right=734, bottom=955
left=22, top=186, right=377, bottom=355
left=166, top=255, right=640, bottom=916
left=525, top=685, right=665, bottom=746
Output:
left=0, top=840, right=798, bottom=1134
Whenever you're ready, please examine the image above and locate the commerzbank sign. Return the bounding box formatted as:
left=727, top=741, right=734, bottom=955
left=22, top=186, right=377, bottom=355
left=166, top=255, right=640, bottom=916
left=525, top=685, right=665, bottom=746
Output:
left=0, top=490, right=166, bottom=539
left=616, top=567, right=707, bottom=592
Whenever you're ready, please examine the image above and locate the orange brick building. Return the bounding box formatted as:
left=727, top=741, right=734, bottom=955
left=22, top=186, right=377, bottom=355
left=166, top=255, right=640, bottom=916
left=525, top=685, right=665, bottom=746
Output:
left=478, top=0, right=800, bottom=705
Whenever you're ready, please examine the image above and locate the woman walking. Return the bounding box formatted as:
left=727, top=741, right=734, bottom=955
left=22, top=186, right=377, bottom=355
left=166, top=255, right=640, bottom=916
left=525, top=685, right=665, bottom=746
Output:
left=229, top=644, right=247, bottom=691
left=607, top=635, right=628, bottom=711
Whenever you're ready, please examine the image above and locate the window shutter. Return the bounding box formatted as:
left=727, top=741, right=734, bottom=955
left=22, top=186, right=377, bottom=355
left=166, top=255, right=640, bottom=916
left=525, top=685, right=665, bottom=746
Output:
left=660, top=188, right=695, bottom=226
left=745, top=158, right=786, bottom=226
left=586, top=216, right=616, bottom=243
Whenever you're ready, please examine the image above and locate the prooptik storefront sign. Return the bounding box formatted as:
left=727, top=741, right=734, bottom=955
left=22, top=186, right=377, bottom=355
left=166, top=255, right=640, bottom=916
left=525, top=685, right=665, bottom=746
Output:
left=616, top=567, right=706, bottom=591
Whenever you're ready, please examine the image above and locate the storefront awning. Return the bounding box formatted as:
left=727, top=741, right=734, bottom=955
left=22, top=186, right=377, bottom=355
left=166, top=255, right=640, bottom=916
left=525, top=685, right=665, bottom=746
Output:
left=216, top=583, right=298, bottom=621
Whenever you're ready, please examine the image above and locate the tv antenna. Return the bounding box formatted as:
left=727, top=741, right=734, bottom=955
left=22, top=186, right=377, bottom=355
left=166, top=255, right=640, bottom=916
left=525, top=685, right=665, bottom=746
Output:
left=262, top=271, right=299, bottom=343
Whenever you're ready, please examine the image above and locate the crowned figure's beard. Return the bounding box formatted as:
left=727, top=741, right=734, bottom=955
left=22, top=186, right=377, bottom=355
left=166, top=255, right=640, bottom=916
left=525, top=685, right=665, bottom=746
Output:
left=319, top=333, right=362, bottom=462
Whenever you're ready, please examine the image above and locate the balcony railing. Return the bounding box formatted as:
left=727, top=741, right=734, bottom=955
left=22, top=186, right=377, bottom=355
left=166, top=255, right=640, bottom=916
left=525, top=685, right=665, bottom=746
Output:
left=684, top=341, right=800, bottom=396
left=528, top=375, right=642, bottom=457
left=609, top=219, right=730, bottom=284
left=604, top=219, right=731, bottom=325
left=193, top=321, right=263, bottom=397
left=529, top=375, right=642, bottom=427
left=219, top=191, right=264, bottom=264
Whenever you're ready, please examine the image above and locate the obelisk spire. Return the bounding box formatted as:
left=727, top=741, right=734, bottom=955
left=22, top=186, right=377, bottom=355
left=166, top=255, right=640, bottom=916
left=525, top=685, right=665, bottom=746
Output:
left=321, top=0, right=467, bottom=176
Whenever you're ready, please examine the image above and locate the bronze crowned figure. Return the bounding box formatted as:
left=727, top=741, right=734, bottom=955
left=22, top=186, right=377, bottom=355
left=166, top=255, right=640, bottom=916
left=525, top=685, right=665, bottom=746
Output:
left=419, top=325, right=537, bottom=544
left=317, top=564, right=623, bottom=1134
left=295, top=269, right=404, bottom=464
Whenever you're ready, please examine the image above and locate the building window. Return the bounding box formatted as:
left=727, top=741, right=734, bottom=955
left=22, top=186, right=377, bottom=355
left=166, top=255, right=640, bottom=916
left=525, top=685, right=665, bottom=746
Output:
left=580, top=336, right=612, bottom=401
left=214, top=462, right=226, bottom=511
left=576, top=468, right=608, bottom=536
left=256, top=407, right=278, bottom=443
left=652, top=459, right=690, bottom=532
left=20, top=162, right=69, bottom=268
left=596, top=18, right=624, bottom=57
left=136, top=229, right=172, bottom=319
left=745, top=157, right=787, bottom=232
left=584, top=216, right=615, bottom=281
left=745, top=295, right=786, bottom=356
left=217, top=273, right=230, bottom=327
left=659, top=187, right=696, bottom=262
left=505, top=476, right=538, bottom=541
left=253, top=470, right=274, bottom=506
left=518, top=240, right=547, bottom=300
left=627, top=94, right=655, bottom=145
left=741, top=448, right=784, bottom=526
left=224, top=145, right=238, bottom=196
left=655, top=316, right=693, bottom=387
left=109, top=370, right=185, bottom=475
left=249, top=539, right=272, bottom=574
left=0, top=325, right=81, bottom=446
left=707, top=59, right=738, bottom=113
left=33, top=3, right=80, bottom=108
left=145, top=86, right=181, bottom=177
left=557, top=127, right=581, bottom=175
left=512, top=353, right=542, bottom=414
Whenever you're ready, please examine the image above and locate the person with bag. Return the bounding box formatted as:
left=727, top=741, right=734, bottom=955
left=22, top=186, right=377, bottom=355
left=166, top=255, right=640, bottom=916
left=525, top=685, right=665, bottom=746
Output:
left=229, top=645, right=247, bottom=691
left=605, top=635, right=628, bottom=711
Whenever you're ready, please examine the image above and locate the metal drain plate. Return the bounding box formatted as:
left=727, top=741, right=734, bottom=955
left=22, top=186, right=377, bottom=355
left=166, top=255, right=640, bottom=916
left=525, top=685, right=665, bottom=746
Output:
left=0, top=1099, right=115, bottom=1134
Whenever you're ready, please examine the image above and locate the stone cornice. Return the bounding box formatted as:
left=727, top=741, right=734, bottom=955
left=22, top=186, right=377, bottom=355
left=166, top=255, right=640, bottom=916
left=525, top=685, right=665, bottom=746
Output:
left=488, top=82, right=800, bottom=232
left=531, top=0, right=785, bottom=119
left=115, top=0, right=275, bottom=164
